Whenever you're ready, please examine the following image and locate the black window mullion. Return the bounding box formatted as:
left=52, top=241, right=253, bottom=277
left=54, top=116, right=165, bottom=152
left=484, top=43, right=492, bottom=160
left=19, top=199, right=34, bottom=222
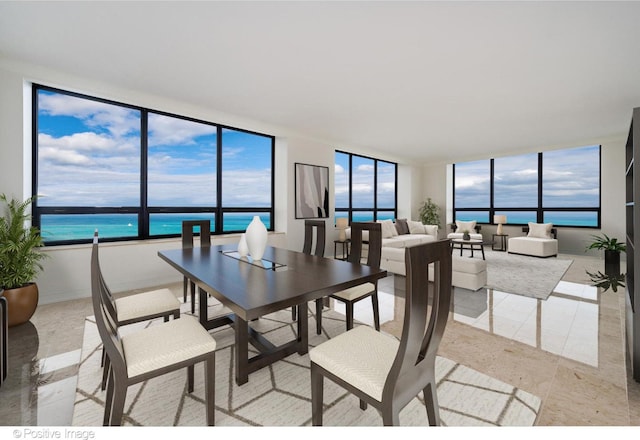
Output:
left=215, top=126, right=223, bottom=233
left=140, top=109, right=149, bottom=238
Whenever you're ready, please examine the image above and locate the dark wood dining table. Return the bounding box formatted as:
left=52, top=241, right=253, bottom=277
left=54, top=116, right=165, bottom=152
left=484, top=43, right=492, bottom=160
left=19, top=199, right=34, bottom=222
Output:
left=158, top=244, right=388, bottom=385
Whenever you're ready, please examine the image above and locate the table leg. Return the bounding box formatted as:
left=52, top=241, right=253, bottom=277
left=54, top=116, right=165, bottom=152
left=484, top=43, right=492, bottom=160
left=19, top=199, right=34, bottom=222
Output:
left=198, top=287, right=208, bottom=326
left=235, top=316, right=249, bottom=386
left=297, top=303, right=308, bottom=355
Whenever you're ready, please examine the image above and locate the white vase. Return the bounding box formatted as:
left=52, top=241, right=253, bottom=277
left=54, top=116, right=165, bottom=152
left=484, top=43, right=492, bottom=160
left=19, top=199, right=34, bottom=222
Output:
left=245, top=216, right=268, bottom=260
left=237, top=233, right=249, bottom=257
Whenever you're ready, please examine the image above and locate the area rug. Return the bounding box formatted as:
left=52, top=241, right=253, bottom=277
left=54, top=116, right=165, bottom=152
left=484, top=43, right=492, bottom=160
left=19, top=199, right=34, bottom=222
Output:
left=482, top=250, right=573, bottom=300
left=72, top=302, right=541, bottom=427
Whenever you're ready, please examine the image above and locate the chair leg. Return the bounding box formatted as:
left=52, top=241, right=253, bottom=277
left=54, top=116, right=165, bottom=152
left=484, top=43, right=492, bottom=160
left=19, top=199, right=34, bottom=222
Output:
left=346, top=302, right=354, bottom=331
left=100, top=347, right=106, bottom=367
left=188, top=365, right=195, bottom=393
left=382, top=407, right=400, bottom=426
left=315, top=298, right=323, bottom=335
left=108, top=377, right=127, bottom=426
left=423, top=381, right=440, bottom=426
left=371, top=291, right=380, bottom=331
left=291, top=305, right=297, bottom=321
left=360, top=399, right=367, bottom=410
left=103, top=368, right=114, bottom=426
left=310, top=363, right=324, bottom=426
left=205, top=355, right=215, bottom=426
left=101, top=354, right=111, bottom=391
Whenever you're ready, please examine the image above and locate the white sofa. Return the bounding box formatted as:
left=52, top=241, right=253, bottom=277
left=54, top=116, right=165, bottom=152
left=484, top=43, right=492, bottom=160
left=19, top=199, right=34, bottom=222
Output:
left=346, top=219, right=438, bottom=252
left=348, top=219, right=486, bottom=291
left=508, top=223, right=558, bottom=258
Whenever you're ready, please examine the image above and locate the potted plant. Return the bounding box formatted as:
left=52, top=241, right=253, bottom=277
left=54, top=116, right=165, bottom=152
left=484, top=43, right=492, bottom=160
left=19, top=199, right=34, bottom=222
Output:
left=418, top=198, right=441, bottom=228
left=0, top=194, right=48, bottom=327
left=585, top=234, right=626, bottom=277
left=586, top=270, right=626, bottom=293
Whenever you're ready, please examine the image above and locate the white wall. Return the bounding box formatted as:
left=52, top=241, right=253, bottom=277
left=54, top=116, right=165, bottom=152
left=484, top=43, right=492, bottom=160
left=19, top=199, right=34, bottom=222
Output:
left=420, top=137, right=627, bottom=256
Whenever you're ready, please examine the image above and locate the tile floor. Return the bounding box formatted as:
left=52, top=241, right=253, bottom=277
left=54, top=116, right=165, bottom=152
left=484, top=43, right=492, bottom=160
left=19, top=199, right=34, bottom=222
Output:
left=1, top=252, right=639, bottom=426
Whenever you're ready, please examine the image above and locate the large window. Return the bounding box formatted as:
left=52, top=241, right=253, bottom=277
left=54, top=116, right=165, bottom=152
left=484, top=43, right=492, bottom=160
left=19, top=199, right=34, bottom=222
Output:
left=34, top=85, right=274, bottom=245
left=453, top=145, right=601, bottom=228
left=335, top=150, right=397, bottom=224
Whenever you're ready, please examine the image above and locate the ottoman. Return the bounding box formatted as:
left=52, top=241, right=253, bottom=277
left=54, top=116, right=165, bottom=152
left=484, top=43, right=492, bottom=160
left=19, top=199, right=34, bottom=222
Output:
left=382, top=247, right=487, bottom=291
left=508, top=236, right=558, bottom=258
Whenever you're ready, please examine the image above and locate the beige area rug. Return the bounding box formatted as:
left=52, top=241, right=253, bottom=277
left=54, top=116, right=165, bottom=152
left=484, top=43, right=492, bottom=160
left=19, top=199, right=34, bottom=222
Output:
left=72, top=301, right=541, bottom=427
left=481, top=250, right=573, bottom=300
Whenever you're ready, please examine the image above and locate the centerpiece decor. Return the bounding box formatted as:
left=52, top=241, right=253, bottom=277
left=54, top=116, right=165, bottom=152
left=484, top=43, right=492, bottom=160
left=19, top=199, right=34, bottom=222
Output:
left=245, top=216, right=267, bottom=260
left=462, top=230, right=471, bottom=241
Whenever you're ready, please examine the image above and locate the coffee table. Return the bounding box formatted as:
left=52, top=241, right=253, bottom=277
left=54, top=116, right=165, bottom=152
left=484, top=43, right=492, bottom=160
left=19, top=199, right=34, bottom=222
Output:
left=450, top=238, right=491, bottom=260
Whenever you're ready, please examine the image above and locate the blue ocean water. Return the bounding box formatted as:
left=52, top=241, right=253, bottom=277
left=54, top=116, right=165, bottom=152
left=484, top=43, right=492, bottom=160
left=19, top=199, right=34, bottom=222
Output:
left=41, top=213, right=271, bottom=242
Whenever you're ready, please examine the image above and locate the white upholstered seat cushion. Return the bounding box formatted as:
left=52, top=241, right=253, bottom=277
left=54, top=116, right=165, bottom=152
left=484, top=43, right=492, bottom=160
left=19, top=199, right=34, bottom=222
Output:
left=332, top=282, right=375, bottom=301
left=310, top=325, right=398, bottom=401
left=122, top=315, right=217, bottom=378
left=115, top=288, right=180, bottom=323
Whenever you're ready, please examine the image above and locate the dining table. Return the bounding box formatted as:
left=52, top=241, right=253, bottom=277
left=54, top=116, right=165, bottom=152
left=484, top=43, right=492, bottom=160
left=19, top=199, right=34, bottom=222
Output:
left=158, top=244, right=388, bottom=385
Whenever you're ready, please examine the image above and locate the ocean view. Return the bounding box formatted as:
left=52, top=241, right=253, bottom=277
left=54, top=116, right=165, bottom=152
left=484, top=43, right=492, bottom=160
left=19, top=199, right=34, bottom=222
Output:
left=40, top=213, right=271, bottom=242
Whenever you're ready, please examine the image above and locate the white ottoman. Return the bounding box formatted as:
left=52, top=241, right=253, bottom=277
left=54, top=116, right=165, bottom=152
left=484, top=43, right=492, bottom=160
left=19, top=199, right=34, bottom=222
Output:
left=508, top=236, right=558, bottom=258
left=384, top=247, right=487, bottom=291
left=451, top=257, right=487, bottom=291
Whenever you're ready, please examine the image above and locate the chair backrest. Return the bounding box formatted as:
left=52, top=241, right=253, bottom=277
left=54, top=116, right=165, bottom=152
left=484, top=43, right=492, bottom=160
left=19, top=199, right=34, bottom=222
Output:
left=382, top=239, right=452, bottom=408
left=302, top=220, right=326, bottom=257
left=90, top=231, right=127, bottom=380
left=182, top=220, right=212, bottom=249
left=348, top=222, right=382, bottom=269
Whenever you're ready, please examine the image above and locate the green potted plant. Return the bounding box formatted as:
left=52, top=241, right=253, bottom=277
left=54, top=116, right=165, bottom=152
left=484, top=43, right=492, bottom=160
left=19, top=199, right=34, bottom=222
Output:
left=586, top=234, right=626, bottom=277
left=418, top=198, right=441, bottom=228
left=586, top=270, right=626, bottom=293
left=0, top=194, right=48, bottom=327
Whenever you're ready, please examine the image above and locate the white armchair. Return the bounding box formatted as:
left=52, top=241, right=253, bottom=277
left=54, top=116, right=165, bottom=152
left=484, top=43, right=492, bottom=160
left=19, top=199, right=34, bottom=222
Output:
left=447, top=220, right=482, bottom=240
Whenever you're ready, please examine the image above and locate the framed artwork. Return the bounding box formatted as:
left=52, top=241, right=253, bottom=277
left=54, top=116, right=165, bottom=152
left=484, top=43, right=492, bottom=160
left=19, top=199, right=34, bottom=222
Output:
left=295, top=162, right=329, bottom=219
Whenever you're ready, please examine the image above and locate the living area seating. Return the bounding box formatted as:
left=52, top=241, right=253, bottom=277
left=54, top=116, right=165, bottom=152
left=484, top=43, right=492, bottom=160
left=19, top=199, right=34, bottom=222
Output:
left=447, top=220, right=482, bottom=240
left=382, top=246, right=487, bottom=291
left=346, top=219, right=438, bottom=251
left=508, top=223, right=558, bottom=258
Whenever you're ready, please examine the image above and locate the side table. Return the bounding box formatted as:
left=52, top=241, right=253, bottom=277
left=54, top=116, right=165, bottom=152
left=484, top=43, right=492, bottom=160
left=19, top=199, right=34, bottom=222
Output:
left=492, top=234, right=508, bottom=252
left=334, top=240, right=350, bottom=260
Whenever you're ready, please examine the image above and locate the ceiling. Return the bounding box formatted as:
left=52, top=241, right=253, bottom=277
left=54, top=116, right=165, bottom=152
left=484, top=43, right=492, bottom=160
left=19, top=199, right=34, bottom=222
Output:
left=1, top=1, right=640, bottom=165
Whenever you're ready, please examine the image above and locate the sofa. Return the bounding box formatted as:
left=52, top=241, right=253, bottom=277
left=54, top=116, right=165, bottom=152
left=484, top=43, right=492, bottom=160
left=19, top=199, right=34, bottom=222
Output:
left=346, top=218, right=438, bottom=252
left=345, top=219, right=487, bottom=291
left=508, top=223, right=558, bottom=258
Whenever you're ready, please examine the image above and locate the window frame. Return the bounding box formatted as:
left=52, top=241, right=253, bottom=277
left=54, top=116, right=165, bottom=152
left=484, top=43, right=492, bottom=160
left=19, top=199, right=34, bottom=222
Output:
left=32, top=84, right=275, bottom=245
left=452, top=146, right=602, bottom=229
left=334, top=150, right=398, bottom=225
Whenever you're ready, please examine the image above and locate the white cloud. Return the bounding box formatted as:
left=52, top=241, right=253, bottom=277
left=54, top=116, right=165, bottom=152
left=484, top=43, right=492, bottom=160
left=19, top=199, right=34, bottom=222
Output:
left=148, top=113, right=216, bottom=147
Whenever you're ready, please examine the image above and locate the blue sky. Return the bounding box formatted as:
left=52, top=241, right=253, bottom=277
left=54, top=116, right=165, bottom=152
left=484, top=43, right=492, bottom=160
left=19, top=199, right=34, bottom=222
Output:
left=335, top=152, right=396, bottom=209
left=37, top=89, right=272, bottom=207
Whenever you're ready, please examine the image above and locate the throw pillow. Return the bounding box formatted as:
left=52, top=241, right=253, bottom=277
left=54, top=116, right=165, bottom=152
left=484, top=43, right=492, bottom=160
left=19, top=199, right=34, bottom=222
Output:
left=424, top=225, right=438, bottom=237
left=408, top=220, right=426, bottom=235
left=455, top=220, right=476, bottom=233
left=378, top=219, right=397, bottom=238
left=527, top=222, right=553, bottom=238
left=395, top=218, right=410, bottom=235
